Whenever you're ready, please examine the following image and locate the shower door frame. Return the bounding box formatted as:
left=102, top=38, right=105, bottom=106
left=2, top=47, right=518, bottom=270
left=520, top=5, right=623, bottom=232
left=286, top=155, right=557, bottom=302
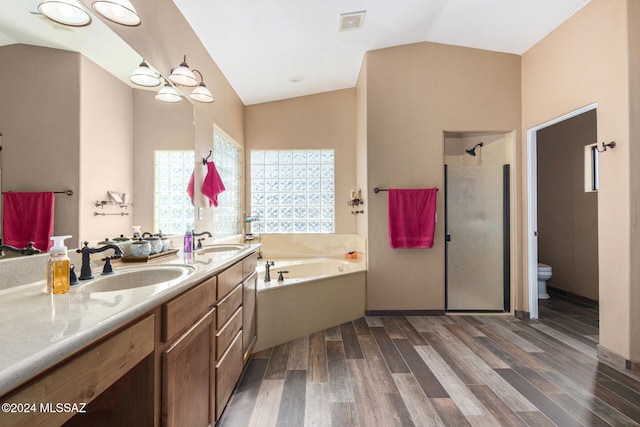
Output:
left=444, top=164, right=510, bottom=313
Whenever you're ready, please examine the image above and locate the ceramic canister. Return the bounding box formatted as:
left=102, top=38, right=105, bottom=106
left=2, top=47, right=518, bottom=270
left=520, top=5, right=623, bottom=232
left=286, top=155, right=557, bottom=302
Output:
left=131, top=239, right=151, bottom=257
left=145, top=236, right=162, bottom=254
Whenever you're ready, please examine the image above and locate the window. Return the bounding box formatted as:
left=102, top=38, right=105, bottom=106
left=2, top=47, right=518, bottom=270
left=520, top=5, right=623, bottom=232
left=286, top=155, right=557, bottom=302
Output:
left=212, top=127, right=243, bottom=239
left=585, top=143, right=599, bottom=192
left=250, top=149, right=334, bottom=233
left=154, top=150, right=195, bottom=234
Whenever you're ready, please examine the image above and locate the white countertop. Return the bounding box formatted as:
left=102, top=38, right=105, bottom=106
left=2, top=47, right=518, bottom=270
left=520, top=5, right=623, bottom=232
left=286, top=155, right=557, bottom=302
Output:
left=0, top=244, right=259, bottom=397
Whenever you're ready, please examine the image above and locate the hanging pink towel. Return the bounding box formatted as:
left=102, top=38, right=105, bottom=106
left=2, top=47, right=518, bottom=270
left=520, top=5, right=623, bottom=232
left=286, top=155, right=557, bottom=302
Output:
left=2, top=192, right=55, bottom=251
left=186, top=169, right=196, bottom=206
left=388, top=188, right=438, bottom=249
left=202, top=161, right=225, bottom=207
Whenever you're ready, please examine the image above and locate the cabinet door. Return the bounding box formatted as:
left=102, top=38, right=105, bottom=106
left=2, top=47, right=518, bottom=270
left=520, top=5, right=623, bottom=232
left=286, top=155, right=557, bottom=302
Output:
left=162, top=309, right=215, bottom=427
left=243, top=272, right=258, bottom=359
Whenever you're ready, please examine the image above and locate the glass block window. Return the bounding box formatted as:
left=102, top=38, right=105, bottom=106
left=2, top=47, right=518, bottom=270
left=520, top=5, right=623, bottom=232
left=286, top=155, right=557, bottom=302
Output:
left=154, top=150, right=195, bottom=235
left=250, top=150, right=334, bottom=233
left=213, top=127, right=243, bottom=239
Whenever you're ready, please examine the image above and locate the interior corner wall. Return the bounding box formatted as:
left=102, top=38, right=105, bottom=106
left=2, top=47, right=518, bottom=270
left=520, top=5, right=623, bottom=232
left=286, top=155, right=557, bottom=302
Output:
left=79, top=56, right=134, bottom=244
left=132, top=90, right=194, bottom=233
left=84, top=0, right=247, bottom=235
left=536, top=110, right=598, bottom=301
left=521, top=0, right=632, bottom=359
left=364, top=42, right=521, bottom=311
left=243, top=89, right=357, bottom=234
left=0, top=44, right=81, bottom=246
left=355, top=60, right=368, bottom=240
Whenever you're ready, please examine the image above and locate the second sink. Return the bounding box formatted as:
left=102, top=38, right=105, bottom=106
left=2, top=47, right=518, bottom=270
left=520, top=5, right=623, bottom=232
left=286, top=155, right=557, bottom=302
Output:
left=198, top=244, right=249, bottom=254
left=79, top=265, right=196, bottom=293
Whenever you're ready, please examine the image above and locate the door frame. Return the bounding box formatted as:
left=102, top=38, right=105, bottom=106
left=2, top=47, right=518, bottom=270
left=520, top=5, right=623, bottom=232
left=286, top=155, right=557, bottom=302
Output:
left=525, top=103, right=597, bottom=318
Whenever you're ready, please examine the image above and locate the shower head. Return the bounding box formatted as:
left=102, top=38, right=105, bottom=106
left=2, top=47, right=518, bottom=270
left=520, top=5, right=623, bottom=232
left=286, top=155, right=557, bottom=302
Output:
left=465, top=142, right=484, bottom=156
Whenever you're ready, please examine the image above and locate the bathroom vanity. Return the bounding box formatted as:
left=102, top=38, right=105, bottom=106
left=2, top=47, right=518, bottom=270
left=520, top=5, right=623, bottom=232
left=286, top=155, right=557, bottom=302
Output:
left=0, top=245, right=259, bottom=426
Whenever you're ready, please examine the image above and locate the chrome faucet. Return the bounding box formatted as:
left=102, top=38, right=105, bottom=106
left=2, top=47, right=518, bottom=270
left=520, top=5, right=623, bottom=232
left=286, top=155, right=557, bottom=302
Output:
left=76, top=242, right=123, bottom=280
left=264, top=260, right=274, bottom=282
left=193, top=231, right=213, bottom=250
left=0, top=241, right=41, bottom=258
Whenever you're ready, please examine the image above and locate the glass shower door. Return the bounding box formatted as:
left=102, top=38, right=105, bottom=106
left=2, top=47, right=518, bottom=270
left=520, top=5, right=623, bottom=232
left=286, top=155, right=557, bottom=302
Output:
left=446, top=165, right=507, bottom=311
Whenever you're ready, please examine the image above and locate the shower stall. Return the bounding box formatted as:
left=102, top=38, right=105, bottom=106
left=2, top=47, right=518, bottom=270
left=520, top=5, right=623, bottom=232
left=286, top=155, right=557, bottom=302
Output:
left=444, top=133, right=511, bottom=312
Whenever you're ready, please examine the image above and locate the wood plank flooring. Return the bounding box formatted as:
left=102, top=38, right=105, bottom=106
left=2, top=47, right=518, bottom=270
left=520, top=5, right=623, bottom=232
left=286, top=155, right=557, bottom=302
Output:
left=219, top=297, right=640, bottom=426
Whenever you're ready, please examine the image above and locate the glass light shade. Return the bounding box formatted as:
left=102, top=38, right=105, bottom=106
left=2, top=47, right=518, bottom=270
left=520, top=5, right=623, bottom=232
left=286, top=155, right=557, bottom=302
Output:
left=130, top=61, right=161, bottom=87
left=169, top=57, right=198, bottom=87
left=92, top=0, right=141, bottom=26
left=155, top=83, right=182, bottom=103
left=38, top=0, right=92, bottom=27
left=190, top=83, right=215, bottom=103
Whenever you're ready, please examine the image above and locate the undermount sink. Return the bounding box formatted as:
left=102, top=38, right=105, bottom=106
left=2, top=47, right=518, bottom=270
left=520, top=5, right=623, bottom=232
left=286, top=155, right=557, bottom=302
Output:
left=198, top=244, right=249, bottom=254
left=79, top=265, right=196, bottom=292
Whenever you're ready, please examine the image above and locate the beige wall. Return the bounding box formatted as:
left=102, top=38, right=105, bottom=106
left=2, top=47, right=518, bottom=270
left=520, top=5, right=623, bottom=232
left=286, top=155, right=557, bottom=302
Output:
left=364, top=42, right=521, bottom=311
left=79, top=56, right=134, bottom=243
left=627, top=0, right=640, bottom=362
left=536, top=110, right=598, bottom=300
left=244, top=89, right=357, bottom=234
left=0, top=45, right=82, bottom=246
left=522, top=0, right=634, bottom=360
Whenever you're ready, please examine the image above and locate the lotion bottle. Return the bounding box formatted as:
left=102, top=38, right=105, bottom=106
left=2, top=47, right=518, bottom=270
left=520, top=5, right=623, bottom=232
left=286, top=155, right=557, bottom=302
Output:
left=46, top=235, right=72, bottom=294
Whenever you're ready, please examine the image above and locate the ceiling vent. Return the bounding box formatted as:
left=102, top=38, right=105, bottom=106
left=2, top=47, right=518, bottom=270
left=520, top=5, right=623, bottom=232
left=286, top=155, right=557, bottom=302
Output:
left=339, top=11, right=366, bottom=32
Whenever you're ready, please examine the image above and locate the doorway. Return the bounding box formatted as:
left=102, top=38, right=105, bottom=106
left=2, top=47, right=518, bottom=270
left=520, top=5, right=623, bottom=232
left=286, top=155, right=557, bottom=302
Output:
left=526, top=104, right=599, bottom=318
left=444, top=132, right=511, bottom=312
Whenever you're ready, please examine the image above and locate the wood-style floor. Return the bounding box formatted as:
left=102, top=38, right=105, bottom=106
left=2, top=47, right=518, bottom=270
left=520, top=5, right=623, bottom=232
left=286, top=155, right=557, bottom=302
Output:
left=219, top=297, right=640, bottom=426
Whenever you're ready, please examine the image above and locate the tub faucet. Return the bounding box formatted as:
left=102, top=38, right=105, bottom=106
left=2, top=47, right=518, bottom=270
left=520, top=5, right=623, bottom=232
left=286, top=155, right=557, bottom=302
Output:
left=0, top=241, right=41, bottom=258
left=264, top=260, right=274, bottom=282
left=76, top=242, right=123, bottom=280
left=277, top=271, right=289, bottom=282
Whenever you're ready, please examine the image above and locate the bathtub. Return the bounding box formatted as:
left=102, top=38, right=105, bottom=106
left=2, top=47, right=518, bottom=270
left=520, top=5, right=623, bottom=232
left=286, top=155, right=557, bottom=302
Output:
left=255, top=257, right=367, bottom=352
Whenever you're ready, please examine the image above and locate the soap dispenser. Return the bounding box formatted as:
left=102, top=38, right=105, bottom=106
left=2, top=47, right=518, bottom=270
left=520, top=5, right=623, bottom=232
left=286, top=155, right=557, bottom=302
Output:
left=46, top=235, right=72, bottom=294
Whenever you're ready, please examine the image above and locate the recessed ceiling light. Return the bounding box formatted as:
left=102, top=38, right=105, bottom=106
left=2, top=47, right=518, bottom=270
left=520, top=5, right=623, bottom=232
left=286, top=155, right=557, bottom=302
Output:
left=289, top=75, right=304, bottom=83
left=339, top=10, right=366, bottom=32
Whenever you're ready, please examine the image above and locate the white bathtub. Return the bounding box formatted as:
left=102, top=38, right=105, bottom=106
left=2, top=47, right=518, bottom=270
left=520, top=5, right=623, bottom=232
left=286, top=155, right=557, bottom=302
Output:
left=255, top=257, right=367, bottom=352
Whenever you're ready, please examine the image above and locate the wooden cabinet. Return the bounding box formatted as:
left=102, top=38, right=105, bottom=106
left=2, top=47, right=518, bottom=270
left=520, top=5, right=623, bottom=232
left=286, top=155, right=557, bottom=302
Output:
left=243, top=272, right=258, bottom=360
left=215, top=331, right=243, bottom=420
left=162, top=309, right=215, bottom=427
left=1, top=315, right=155, bottom=427
left=0, top=250, right=259, bottom=427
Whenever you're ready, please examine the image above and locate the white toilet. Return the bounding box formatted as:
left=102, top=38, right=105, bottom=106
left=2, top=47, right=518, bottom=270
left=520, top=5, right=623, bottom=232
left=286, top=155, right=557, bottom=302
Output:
left=538, top=263, right=552, bottom=299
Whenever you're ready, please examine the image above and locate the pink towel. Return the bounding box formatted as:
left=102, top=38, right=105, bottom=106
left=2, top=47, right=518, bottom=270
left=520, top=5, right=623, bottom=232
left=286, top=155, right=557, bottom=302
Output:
left=2, top=192, right=55, bottom=251
left=203, top=161, right=225, bottom=207
left=388, top=188, right=438, bottom=249
left=186, top=170, right=196, bottom=206
left=186, top=162, right=226, bottom=207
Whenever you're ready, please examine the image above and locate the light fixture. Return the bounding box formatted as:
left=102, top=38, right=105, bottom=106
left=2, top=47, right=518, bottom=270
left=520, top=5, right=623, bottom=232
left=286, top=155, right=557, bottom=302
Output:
left=38, top=0, right=92, bottom=27
left=92, top=0, right=141, bottom=26
left=189, top=70, right=215, bottom=103
left=130, top=60, right=161, bottom=87
left=169, top=55, right=198, bottom=87
left=155, top=80, right=182, bottom=103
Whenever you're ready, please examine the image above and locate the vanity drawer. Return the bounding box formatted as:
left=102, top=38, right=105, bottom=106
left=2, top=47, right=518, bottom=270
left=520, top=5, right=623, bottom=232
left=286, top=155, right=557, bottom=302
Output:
left=218, top=262, right=242, bottom=299
left=242, top=252, right=258, bottom=279
left=216, top=307, right=242, bottom=359
left=215, top=331, right=243, bottom=420
left=216, top=283, right=242, bottom=328
left=162, top=275, right=217, bottom=342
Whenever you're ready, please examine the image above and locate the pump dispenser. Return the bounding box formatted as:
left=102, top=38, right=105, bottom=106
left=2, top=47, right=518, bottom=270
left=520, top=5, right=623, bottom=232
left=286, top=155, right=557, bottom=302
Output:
left=46, top=235, right=72, bottom=294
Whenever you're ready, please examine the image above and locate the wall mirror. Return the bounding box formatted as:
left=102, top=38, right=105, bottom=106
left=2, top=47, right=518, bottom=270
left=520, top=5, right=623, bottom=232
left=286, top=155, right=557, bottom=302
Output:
left=0, top=0, right=195, bottom=257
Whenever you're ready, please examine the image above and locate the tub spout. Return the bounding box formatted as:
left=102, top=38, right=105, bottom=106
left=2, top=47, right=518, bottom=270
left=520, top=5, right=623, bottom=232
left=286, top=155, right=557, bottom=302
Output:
left=264, top=260, right=274, bottom=282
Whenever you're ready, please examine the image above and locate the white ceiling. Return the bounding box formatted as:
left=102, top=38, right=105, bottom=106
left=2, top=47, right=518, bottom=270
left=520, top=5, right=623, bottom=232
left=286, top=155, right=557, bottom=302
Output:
left=172, top=0, right=591, bottom=105
left=0, top=0, right=592, bottom=106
